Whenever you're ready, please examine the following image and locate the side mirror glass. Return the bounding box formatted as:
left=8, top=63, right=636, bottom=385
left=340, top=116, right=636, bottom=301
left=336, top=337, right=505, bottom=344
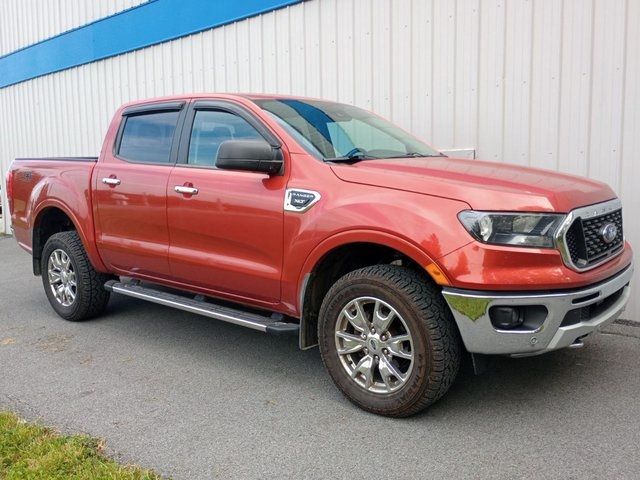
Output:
left=216, top=140, right=283, bottom=175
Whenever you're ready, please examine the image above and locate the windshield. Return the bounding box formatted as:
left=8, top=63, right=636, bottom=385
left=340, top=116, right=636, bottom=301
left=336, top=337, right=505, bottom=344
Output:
left=253, top=99, right=441, bottom=161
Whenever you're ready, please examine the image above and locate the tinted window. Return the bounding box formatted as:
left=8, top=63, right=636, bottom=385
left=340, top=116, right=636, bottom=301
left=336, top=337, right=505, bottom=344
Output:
left=118, top=111, right=180, bottom=163
left=188, top=110, right=263, bottom=167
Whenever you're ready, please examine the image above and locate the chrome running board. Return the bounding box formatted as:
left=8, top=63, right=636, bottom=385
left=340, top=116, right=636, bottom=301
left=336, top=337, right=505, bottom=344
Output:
left=104, top=280, right=299, bottom=335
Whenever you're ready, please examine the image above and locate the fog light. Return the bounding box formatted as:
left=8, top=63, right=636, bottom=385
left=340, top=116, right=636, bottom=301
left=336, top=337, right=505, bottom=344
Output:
left=489, top=306, right=524, bottom=330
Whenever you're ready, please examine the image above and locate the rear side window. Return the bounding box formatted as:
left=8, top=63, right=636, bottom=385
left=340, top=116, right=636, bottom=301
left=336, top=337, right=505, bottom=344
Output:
left=187, top=110, right=263, bottom=167
left=118, top=111, right=180, bottom=163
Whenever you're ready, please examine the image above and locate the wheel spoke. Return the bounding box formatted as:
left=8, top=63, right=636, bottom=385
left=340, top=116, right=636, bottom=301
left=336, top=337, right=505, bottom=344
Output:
left=379, top=355, right=407, bottom=387
left=51, top=251, right=60, bottom=269
left=386, top=334, right=412, bottom=360
left=56, top=284, right=65, bottom=302
left=372, top=300, right=395, bottom=333
left=335, top=331, right=366, bottom=355
left=61, top=253, right=71, bottom=269
left=351, top=355, right=375, bottom=389
left=66, top=286, right=76, bottom=302
left=343, top=300, right=368, bottom=333
left=48, top=271, right=62, bottom=284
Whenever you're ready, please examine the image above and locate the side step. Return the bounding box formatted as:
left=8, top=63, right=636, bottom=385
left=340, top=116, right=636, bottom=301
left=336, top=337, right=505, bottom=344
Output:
left=104, top=280, right=299, bottom=335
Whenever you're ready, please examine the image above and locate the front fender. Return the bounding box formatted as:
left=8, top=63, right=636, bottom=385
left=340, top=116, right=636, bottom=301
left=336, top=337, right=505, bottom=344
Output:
left=298, top=228, right=441, bottom=293
left=279, top=185, right=472, bottom=316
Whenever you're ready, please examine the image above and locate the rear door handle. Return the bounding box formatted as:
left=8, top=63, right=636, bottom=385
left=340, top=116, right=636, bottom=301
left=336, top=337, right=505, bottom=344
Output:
left=174, top=185, right=199, bottom=195
left=102, top=177, right=121, bottom=186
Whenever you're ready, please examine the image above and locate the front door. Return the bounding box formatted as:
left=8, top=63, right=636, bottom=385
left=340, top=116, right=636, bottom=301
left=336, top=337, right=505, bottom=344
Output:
left=166, top=101, right=287, bottom=305
left=94, top=103, right=185, bottom=278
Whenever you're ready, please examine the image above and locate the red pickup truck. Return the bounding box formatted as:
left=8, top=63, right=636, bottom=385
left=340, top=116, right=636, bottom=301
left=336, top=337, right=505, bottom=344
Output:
left=7, top=94, right=633, bottom=416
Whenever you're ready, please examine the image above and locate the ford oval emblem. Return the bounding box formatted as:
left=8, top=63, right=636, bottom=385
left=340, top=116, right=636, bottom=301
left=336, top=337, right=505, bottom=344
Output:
left=600, top=223, right=618, bottom=244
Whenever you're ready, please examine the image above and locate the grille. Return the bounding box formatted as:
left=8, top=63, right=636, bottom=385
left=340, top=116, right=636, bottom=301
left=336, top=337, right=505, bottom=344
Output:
left=565, top=209, right=623, bottom=268
left=560, top=287, right=625, bottom=327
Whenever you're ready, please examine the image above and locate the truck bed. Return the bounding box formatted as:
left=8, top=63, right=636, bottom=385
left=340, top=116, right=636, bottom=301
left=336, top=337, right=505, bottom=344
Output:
left=14, top=156, right=98, bottom=162
left=9, top=156, right=99, bottom=256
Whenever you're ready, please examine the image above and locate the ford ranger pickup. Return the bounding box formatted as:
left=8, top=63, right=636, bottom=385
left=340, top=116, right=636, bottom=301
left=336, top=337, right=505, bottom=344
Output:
left=7, top=94, right=633, bottom=417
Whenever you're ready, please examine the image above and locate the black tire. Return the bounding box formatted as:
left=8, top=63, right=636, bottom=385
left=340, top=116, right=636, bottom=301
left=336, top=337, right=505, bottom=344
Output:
left=318, top=265, right=461, bottom=417
left=41, top=231, right=111, bottom=321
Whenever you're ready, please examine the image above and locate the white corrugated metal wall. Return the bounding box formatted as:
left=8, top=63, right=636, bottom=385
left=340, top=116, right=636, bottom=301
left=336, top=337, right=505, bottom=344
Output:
left=1, top=0, right=638, bottom=317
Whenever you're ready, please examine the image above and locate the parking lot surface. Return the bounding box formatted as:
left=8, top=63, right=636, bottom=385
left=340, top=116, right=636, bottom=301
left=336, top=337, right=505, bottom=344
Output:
left=1, top=236, right=639, bottom=479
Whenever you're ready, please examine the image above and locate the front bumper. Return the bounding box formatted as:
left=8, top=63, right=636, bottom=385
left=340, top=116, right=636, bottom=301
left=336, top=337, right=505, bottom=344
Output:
left=442, top=264, right=633, bottom=356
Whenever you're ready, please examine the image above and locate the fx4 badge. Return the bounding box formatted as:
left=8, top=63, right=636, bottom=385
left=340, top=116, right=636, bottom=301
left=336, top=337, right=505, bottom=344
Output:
left=284, top=189, right=321, bottom=213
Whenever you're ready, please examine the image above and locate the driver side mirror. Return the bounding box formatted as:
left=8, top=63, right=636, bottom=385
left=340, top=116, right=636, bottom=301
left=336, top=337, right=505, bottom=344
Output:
left=216, top=140, right=283, bottom=175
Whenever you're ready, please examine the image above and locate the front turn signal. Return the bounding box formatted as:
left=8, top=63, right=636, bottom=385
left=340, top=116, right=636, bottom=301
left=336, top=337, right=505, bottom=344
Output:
left=425, top=262, right=450, bottom=286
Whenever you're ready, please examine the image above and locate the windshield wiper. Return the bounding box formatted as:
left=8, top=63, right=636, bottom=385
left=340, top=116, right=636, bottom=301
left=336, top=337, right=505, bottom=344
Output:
left=326, top=151, right=445, bottom=163
left=394, top=152, right=446, bottom=158
left=325, top=153, right=378, bottom=163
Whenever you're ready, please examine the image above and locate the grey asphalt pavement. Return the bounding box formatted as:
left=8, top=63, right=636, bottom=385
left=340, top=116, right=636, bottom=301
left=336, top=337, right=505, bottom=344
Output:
left=1, top=235, right=639, bottom=479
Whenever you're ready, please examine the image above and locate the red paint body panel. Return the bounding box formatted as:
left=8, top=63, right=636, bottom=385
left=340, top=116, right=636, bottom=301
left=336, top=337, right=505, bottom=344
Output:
left=94, top=161, right=173, bottom=278
left=438, top=240, right=633, bottom=291
left=167, top=165, right=288, bottom=305
left=331, top=157, right=616, bottom=212
left=8, top=93, right=633, bottom=320
left=9, top=159, right=107, bottom=273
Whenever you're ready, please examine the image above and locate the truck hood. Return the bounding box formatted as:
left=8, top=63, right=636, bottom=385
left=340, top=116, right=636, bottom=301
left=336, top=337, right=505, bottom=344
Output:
left=330, top=157, right=616, bottom=212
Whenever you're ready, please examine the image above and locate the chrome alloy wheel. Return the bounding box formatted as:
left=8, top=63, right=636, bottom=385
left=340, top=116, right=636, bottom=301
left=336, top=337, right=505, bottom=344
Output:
left=47, top=249, right=77, bottom=307
left=335, top=297, right=414, bottom=394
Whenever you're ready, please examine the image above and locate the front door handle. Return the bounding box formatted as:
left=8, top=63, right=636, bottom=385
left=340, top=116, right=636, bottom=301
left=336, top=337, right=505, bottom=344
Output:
left=174, top=185, right=199, bottom=195
left=102, top=177, right=121, bottom=186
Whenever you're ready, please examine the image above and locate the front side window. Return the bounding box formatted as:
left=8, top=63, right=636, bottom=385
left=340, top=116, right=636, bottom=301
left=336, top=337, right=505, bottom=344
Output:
left=118, top=110, right=180, bottom=163
left=187, top=110, right=264, bottom=167
left=254, top=99, right=441, bottom=161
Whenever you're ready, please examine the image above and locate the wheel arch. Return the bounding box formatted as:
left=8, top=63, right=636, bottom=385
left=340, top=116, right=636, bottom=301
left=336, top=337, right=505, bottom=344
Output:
left=297, top=230, right=449, bottom=349
left=31, top=201, right=106, bottom=275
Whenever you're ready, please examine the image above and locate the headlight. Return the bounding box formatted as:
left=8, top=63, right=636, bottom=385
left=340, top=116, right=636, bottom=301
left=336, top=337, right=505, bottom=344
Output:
left=457, top=211, right=565, bottom=248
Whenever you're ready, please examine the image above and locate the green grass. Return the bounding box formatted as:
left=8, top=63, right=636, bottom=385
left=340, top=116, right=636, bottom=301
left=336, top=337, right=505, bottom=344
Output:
left=0, top=411, right=161, bottom=479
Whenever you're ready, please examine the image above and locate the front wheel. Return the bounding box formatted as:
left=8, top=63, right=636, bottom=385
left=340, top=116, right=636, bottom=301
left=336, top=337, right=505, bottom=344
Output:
left=41, top=231, right=111, bottom=321
left=318, top=265, right=461, bottom=417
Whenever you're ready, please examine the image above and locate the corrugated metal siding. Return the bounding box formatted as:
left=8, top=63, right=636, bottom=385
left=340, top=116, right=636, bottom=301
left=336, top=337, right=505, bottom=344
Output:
left=1, top=0, right=638, bottom=317
left=0, top=0, right=149, bottom=56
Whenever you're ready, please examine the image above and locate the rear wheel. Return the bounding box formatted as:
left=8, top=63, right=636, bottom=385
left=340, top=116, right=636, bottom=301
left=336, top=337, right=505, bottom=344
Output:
left=41, top=231, right=111, bottom=321
left=318, top=265, right=461, bottom=417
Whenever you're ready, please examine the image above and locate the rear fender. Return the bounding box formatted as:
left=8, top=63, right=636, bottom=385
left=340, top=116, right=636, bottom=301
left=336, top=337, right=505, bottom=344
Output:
left=31, top=198, right=107, bottom=274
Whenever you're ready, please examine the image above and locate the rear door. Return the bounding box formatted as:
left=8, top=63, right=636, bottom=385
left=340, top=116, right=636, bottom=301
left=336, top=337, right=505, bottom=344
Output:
left=166, top=100, right=287, bottom=305
left=94, top=101, right=186, bottom=278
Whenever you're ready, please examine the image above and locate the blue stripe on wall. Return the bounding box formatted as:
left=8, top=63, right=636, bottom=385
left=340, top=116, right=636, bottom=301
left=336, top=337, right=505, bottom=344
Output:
left=0, top=0, right=303, bottom=88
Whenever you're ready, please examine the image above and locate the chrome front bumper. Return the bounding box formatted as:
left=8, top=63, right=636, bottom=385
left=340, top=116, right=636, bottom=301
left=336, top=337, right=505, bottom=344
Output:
left=442, top=265, right=633, bottom=356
